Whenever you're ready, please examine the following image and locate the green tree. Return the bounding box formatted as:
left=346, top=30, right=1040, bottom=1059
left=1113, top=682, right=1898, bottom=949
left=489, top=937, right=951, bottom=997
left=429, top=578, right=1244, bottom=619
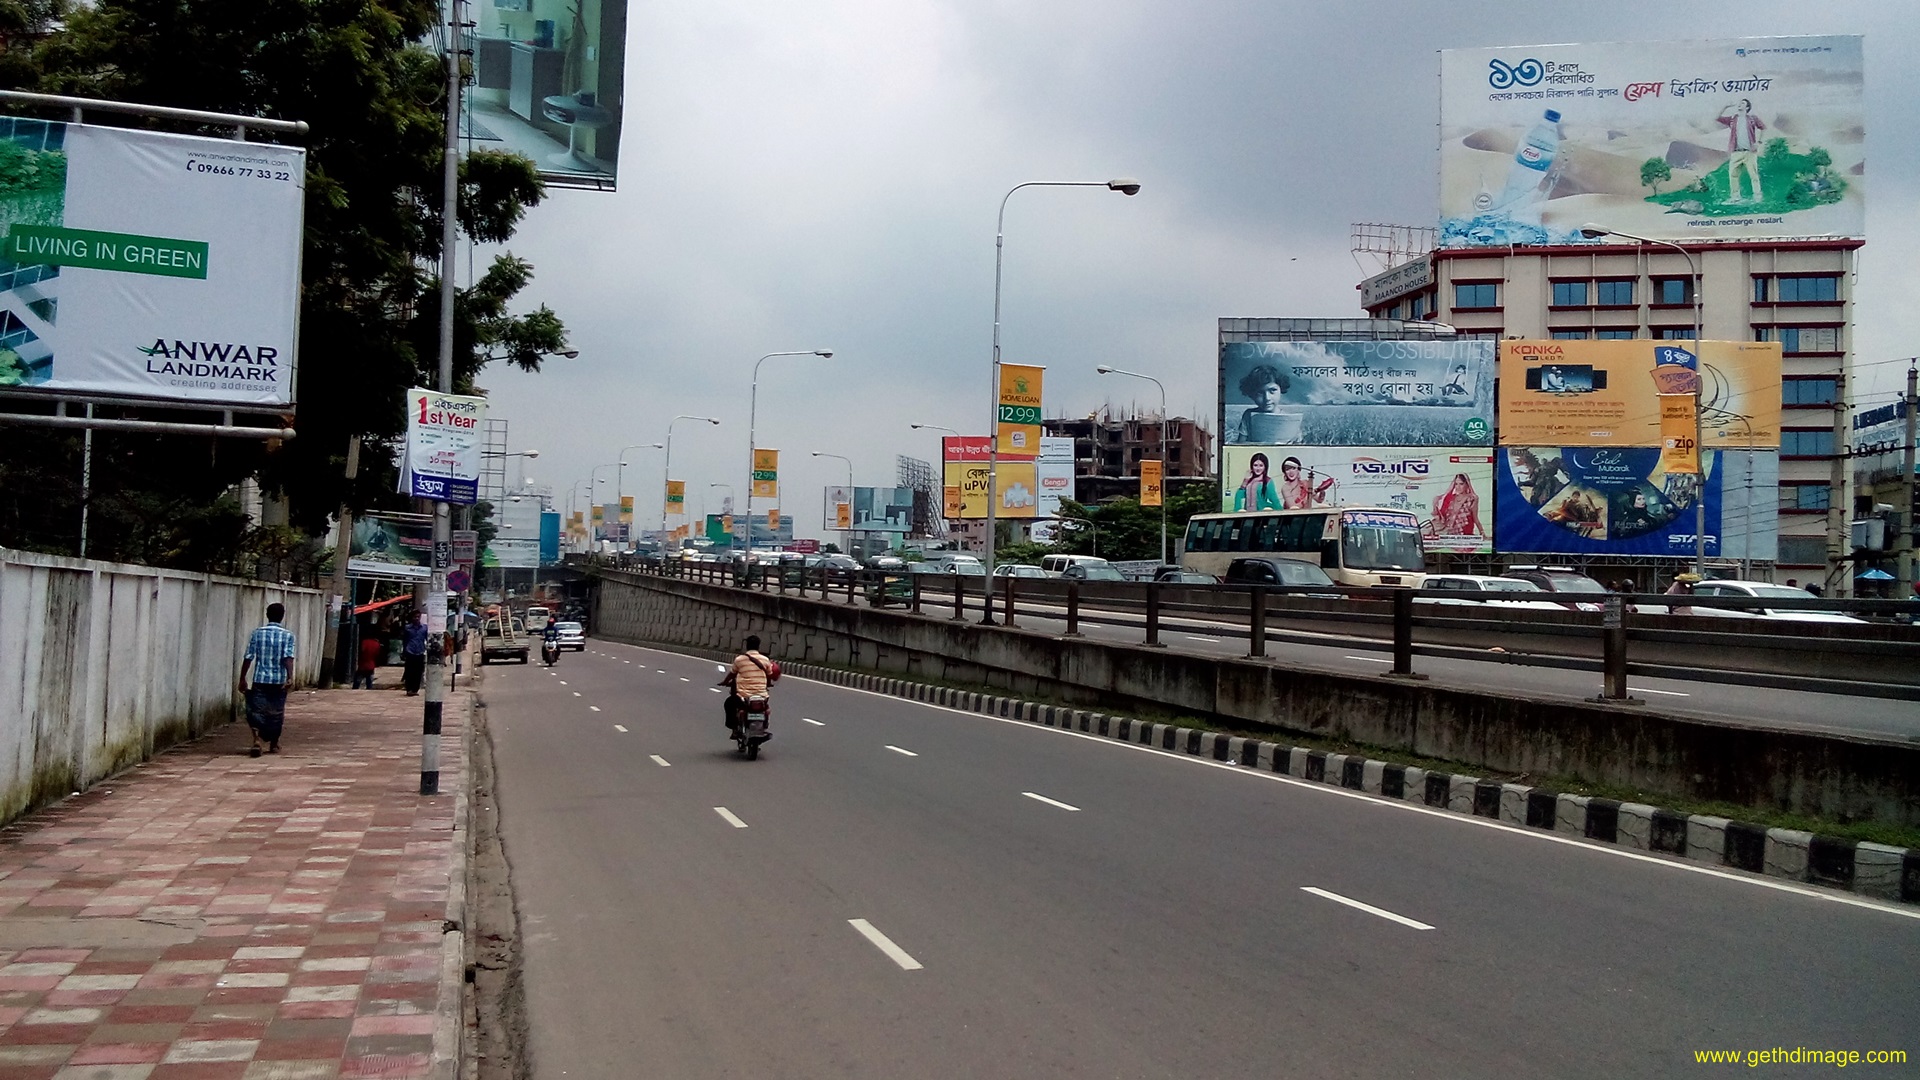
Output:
left=0, top=0, right=568, bottom=570
left=1050, top=480, right=1221, bottom=563
left=1639, top=157, right=1671, bottom=195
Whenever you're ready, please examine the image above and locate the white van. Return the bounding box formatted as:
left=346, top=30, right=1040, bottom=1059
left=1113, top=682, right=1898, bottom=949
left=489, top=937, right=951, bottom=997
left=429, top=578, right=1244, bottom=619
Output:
left=917, top=551, right=985, bottom=575
left=523, top=606, right=552, bottom=632
left=1040, top=554, right=1112, bottom=578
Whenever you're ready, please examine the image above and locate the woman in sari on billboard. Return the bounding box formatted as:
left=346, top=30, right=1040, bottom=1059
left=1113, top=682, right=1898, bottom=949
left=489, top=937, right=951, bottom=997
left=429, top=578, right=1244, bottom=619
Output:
left=1429, top=472, right=1485, bottom=538
left=1233, top=453, right=1283, bottom=511
left=1278, top=456, right=1335, bottom=509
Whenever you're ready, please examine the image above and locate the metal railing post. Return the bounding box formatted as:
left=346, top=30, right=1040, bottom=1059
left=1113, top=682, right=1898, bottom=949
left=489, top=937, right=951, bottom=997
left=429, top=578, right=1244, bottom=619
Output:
left=1247, top=586, right=1267, bottom=658
left=1389, top=589, right=1417, bottom=677
left=911, top=573, right=923, bottom=614
left=1591, top=593, right=1642, bottom=704
left=1064, top=581, right=1082, bottom=637
left=1003, top=576, right=1017, bottom=626
left=1144, top=580, right=1165, bottom=647
left=951, top=575, right=966, bottom=621
left=846, top=569, right=857, bottom=605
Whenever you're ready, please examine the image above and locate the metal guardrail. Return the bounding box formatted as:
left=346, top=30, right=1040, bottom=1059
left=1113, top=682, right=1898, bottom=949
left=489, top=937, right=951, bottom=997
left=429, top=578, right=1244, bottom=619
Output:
left=610, top=557, right=1920, bottom=701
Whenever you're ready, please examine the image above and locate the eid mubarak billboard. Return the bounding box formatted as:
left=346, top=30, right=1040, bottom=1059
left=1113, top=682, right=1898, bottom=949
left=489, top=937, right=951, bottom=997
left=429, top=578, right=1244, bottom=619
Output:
left=1439, top=36, right=1864, bottom=247
left=0, top=118, right=306, bottom=405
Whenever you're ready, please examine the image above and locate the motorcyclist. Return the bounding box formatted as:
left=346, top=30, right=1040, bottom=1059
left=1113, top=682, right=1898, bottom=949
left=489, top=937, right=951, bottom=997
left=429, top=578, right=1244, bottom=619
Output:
left=719, top=634, right=779, bottom=734
left=541, top=620, right=561, bottom=661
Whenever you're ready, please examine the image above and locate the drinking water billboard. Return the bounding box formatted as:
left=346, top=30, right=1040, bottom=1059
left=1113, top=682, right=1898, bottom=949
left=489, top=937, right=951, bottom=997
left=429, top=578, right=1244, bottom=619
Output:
left=0, top=118, right=306, bottom=404
left=1439, top=37, right=1863, bottom=247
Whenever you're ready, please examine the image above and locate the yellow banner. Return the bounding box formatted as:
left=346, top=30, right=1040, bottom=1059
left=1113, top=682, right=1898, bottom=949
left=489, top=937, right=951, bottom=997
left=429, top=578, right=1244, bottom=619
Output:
left=1140, top=459, right=1164, bottom=507
left=619, top=495, right=634, bottom=523
left=943, top=459, right=1037, bottom=519
left=722, top=514, right=733, bottom=534
left=752, top=449, right=779, bottom=498
left=834, top=502, right=852, bottom=530
left=591, top=505, right=604, bottom=524
left=943, top=485, right=962, bottom=518
left=768, top=509, right=781, bottom=532
left=665, top=480, right=685, bottom=514
left=1658, top=395, right=1701, bottom=475
left=996, top=363, right=1044, bottom=457
left=1498, top=340, right=1781, bottom=447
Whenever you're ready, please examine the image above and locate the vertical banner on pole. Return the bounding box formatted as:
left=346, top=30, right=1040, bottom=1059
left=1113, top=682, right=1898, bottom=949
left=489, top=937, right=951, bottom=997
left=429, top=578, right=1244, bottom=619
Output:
left=996, top=364, right=1044, bottom=456
left=666, top=480, right=686, bottom=515
left=769, top=509, right=782, bottom=533
left=752, top=449, right=780, bottom=498
left=944, top=485, right=963, bottom=518
left=1140, top=460, right=1164, bottom=507
left=619, top=495, right=634, bottom=524
left=1658, top=395, right=1701, bottom=475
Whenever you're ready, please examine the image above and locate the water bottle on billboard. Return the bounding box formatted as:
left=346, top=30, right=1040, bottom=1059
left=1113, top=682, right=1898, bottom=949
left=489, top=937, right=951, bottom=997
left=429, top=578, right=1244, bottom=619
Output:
left=1485, top=110, right=1561, bottom=212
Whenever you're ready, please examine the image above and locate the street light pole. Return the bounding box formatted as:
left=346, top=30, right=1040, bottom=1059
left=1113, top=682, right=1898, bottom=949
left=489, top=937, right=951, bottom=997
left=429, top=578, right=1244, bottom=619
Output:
left=615, top=443, right=664, bottom=543
left=664, top=416, right=721, bottom=533
left=812, top=451, right=855, bottom=553
left=747, top=350, right=833, bottom=555
left=985, top=178, right=1140, bottom=624
left=1097, top=365, right=1169, bottom=566
left=1582, top=225, right=1704, bottom=574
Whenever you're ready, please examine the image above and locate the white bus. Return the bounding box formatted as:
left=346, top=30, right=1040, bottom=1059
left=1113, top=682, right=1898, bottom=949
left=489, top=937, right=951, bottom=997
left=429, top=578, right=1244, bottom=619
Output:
left=1180, top=508, right=1427, bottom=587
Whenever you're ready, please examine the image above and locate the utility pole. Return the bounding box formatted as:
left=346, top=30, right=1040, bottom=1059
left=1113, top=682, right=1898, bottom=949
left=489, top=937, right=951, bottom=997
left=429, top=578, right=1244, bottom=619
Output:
left=1825, top=365, right=1850, bottom=598
left=422, top=0, right=464, bottom=796
left=320, top=435, right=361, bottom=688
left=1899, top=364, right=1918, bottom=598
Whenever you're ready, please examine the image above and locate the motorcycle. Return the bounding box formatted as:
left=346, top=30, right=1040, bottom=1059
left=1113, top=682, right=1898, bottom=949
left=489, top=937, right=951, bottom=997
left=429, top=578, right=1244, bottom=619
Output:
left=541, top=640, right=560, bottom=666
left=718, top=664, right=772, bottom=760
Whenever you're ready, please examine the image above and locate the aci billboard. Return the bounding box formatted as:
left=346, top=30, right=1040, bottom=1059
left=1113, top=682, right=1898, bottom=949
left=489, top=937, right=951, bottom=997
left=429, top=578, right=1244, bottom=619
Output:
left=1219, top=339, right=1495, bottom=448
left=1439, top=36, right=1864, bottom=247
left=0, top=118, right=305, bottom=404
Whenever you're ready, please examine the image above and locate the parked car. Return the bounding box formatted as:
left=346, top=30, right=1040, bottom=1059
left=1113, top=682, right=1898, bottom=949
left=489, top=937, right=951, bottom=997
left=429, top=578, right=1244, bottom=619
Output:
left=1154, top=569, right=1220, bottom=585
left=1059, top=562, right=1128, bottom=582
left=1041, top=554, right=1111, bottom=577
left=1503, top=565, right=1608, bottom=611
left=819, top=554, right=861, bottom=571
left=991, top=563, right=1049, bottom=579
left=1674, top=580, right=1866, bottom=623
left=553, top=621, right=587, bottom=650
left=917, top=553, right=987, bottom=575
left=1221, top=557, right=1337, bottom=589
left=1418, top=574, right=1564, bottom=610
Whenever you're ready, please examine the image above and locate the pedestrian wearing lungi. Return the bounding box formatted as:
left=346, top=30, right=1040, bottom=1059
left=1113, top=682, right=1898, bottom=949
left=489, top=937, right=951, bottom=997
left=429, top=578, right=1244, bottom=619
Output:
left=238, top=602, right=297, bottom=757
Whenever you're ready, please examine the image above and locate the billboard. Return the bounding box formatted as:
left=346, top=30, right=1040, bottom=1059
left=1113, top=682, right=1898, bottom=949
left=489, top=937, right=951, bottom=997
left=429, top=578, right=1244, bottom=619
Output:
left=0, top=119, right=306, bottom=404
left=851, top=487, right=914, bottom=533
left=1495, top=446, right=1735, bottom=556
left=465, top=0, right=629, bottom=188
left=1220, top=340, right=1495, bottom=447
left=1222, top=447, right=1495, bottom=554
left=1439, top=36, right=1864, bottom=247
left=1498, top=340, right=1781, bottom=447
left=997, top=363, right=1044, bottom=456
left=349, top=515, right=432, bottom=581
left=1030, top=435, right=1076, bottom=542
left=823, top=486, right=852, bottom=530
left=401, top=389, right=488, bottom=505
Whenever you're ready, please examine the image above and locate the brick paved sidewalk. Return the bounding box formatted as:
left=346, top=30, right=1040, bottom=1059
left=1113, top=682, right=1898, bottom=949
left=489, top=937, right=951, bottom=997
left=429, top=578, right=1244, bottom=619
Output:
left=0, top=684, right=469, bottom=1080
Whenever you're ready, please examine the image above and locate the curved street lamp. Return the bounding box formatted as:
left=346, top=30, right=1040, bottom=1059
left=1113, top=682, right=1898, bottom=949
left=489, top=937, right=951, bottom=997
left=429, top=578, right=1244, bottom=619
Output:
left=664, top=416, right=721, bottom=532
left=1097, top=365, right=1169, bottom=566
left=747, top=350, right=834, bottom=552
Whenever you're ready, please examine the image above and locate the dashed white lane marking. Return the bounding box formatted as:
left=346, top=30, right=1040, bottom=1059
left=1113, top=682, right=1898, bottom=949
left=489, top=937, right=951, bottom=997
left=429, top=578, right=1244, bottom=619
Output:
left=713, top=806, right=749, bottom=829
left=650, top=755, right=670, bottom=767
left=1181, top=635, right=1217, bottom=643
left=1343, top=656, right=1392, bottom=663
left=848, top=919, right=923, bottom=971
left=572, top=692, right=582, bottom=697
left=680, top=677, right=691, bottom=683
left=1631, top=686, right=1691, bottom=697
left=802, top=718, right=825, bottom=726
left=614, top=725, right=629, bottom=733
left=559, top=680, right=569, bottom=685
left=1022, top=792, right=1081, bottom=812
left=1300, top=887, right=1433, bottom=930
left=708, top=687, right=724, bottom=694
left=589, top=706, right=601, bottom=712
left=884, top=745, right=918, bottom=757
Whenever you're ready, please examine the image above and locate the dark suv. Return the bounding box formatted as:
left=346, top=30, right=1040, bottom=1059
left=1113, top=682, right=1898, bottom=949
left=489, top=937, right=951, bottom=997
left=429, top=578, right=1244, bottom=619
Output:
left=1503, top=565, right=1608, bottom=610
left=1223, top=558, right=1336, bottom=588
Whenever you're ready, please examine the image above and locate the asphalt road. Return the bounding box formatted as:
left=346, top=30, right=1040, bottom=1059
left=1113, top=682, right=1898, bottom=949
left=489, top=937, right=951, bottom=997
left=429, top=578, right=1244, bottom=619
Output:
left=484, top=640, right=1920, bottom=1079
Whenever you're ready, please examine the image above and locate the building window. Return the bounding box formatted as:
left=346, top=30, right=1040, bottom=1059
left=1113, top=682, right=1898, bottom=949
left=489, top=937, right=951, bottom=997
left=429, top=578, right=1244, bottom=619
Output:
left=1777, top=275, right=1840, bottom=303
left=1656, top=327, right=1697, bottom=340
left=1778, top=484, right=1831, bottom=511
left=1596, top=279, right=1634, bottom=306
left=1407, top=293, right=1428, bottom=319
left=1653, top=277, right=1693, bottom=305
left=1752, top=276, right=1769, bottom=303
left=1780, top=429, right=1835, bottom=457
left=1453, top=282, right=1498, bottom=309
left=1457, top=330, right=1502, bottom=340
left=1782, top=377, right=1838, bottom=406
left=1595, top=329, right=1636, bottom=340
left=1551, top=280, right=1589, bottom=306
left=1777, top=535, right=1828, bottom=566
left=1551, top=330, right=1589, bottom=340
left=1760, top=326, right=1841, bottom=354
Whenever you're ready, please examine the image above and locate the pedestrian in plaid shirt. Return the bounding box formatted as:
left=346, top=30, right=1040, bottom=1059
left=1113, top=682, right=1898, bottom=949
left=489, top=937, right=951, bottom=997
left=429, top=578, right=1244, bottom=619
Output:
left=238, top=602, right=296, bottom=757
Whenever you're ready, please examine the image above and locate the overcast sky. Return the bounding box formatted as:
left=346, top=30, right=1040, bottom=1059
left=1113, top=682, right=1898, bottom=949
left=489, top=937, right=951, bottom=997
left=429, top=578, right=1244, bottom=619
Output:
left=481, top=0, right=1918, bottom=538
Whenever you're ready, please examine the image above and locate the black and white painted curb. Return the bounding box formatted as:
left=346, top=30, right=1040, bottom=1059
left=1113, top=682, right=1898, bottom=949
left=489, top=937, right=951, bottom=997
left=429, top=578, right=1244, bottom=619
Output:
left=786, top=662, right=1920, bottom=906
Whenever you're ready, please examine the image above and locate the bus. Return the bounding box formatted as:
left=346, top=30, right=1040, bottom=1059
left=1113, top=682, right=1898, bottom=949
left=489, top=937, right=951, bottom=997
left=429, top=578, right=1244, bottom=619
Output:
left=1180, top=507, right=1427, bottom=587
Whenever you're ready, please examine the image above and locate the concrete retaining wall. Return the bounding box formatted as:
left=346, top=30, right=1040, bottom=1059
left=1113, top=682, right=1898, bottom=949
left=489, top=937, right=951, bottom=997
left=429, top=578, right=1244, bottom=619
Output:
left=595, top=571, right=1920, bottom=829
left=0, top=547, right=324, bottom=823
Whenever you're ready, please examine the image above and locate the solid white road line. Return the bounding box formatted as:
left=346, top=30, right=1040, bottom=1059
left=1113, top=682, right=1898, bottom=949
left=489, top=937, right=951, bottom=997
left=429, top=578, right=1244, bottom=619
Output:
left=1022, top=792, right=1081, bottom=812
left=848, top=919, right=923, bottom=971
left=589, top=706, right=601, bottom=712
left=1181, top=635, right=1217, bottom=643
left=614, top=725, right=628, bottom=733
left=1630, top=686, right=1691, bottom=697
left=713, top=807, right=749, bottom=828
left=1343, top=656, right=1392, bottom=663
left=884, top=745, right=918, bottom=757
left=650, top=755, right=670, bottom=767
left=802, top=718, right=825, bottom=726
left=1300, top=886, right=1434, bottom=930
